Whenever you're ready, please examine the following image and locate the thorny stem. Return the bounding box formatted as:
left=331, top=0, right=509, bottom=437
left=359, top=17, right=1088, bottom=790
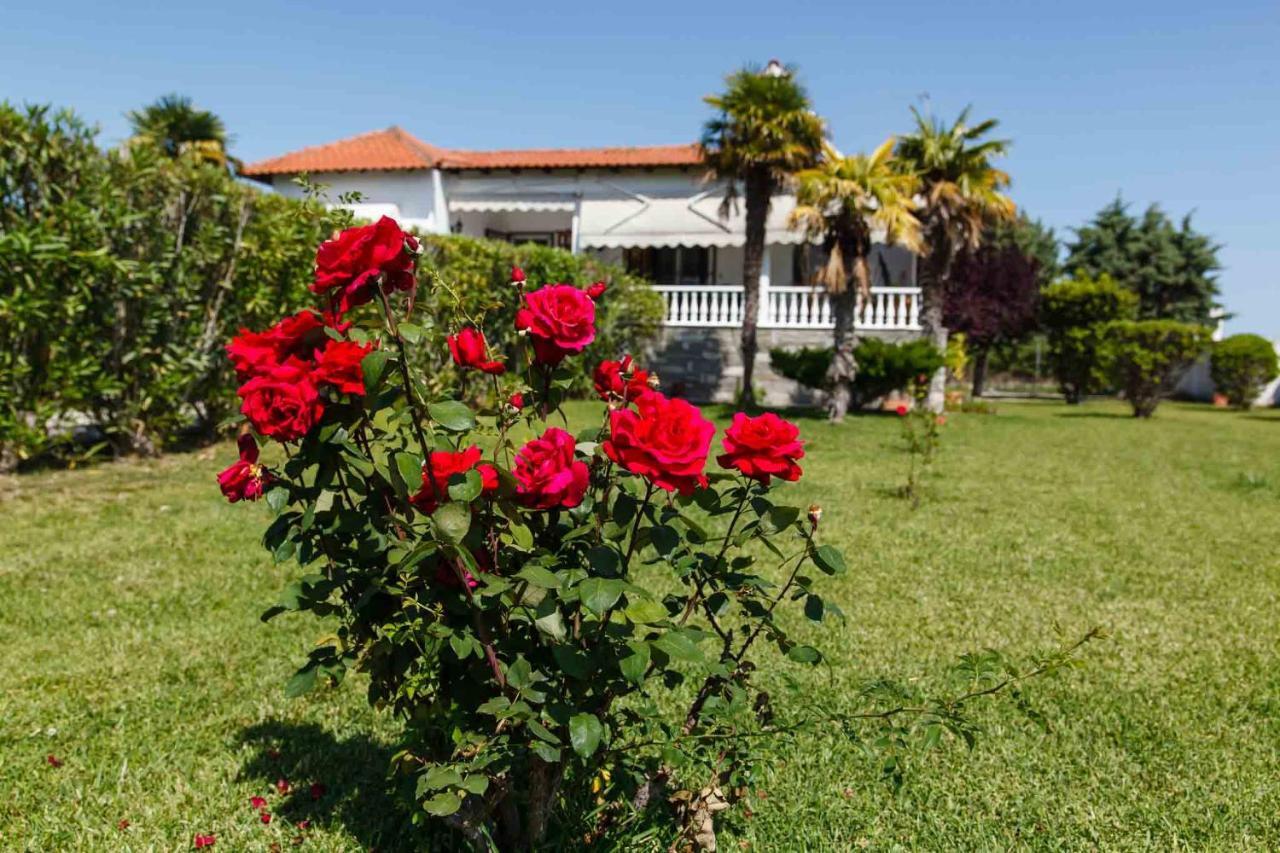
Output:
left=594, top=481, right=654, bottom=640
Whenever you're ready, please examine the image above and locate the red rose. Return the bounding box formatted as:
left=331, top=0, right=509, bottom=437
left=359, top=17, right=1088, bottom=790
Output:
left=895, top=404, right=908, bottom=416
left=312, top=216, right=419, bottom=314
left=238, top=359, right=323, bottom=442
left=593, top=355, right=650, bottom=403
left=194, top=834, right=216, bottom=849
left=313, top=339, right=373, bottom=395
left=716, top=412, right=804, bottom=485
left=218, top=434, right=271, bottom=502
left=513, top=428, right=589, bottom=509
left=509, top=392, right=526, bottom=410
left=226, top=311, right=326, bottom=380
left=448, top=327, right=505, bottom=375
left=603, top=392, right=715, bottom=495
left=411, top=446, right=499, bottom=514
left=586, top=281, right=607, bottom=300
left=515, top=284, right=596, bottom=365
left=511, top=266, right=526, bottom=284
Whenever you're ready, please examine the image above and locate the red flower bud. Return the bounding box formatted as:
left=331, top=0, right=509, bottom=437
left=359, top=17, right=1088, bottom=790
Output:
left=586, top=281, right=607, bottom=300
left=511, top=265, right=526, bottom=284
left=895, top=404, right=908, bottom=416
left=194, top=834, right=216, bottom=849
left=448, top=327, right=506, bottom=375
left=509, top=392, right=525, bottom=410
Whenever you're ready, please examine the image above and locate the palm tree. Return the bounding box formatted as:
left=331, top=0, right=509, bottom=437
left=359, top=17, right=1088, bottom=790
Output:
left=895, top=107, right=1015, bottom=410
left=789, top=139, right=922, bottom=421
left=702, top=62, right=826, bottom=409
left=127, top=94, right=234, bottom=169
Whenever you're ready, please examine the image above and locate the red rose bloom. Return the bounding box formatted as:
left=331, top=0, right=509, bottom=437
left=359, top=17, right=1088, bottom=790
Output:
left=312, top=339, right=372, bottom=395
left=509, top=392, right=526, bottom=410
left=250, top=796, right=267, bottom=810
left=586, top=281, right=607, bottom=300
left=448, top=327, right=505, bottom=375
left=411, top=446, right=500, bottom=514
left=515, top=284, right=596, bottom=365
left=895, top=404, right=908, bottom=416
left=513, top=428, right=589, bottom=510
left=312, top=216, right=418, bottom=314
left=238, top=359, right=323, bottom=442
left=218, top=434, right=271, bottom=502
left=716, top=412, right=804, bottom=485
left=194, top=834, right=216, bottom=849
left=603, top=392, right=715, bottom=495
left=226, top=311, right=326, bottom=380
left=593, top=355, right=650, bottom=403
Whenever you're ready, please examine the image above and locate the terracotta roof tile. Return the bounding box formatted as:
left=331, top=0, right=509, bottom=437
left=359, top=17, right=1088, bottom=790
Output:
left=241, top=128, right=702, bottom=178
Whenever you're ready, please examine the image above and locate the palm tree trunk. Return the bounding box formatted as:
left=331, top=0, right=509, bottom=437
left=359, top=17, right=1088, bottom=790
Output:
left=920, top=239, right=952, bottom=413
left=826, top=286, right=858, bottom=421
left=739, top=171, right=771, bottom=410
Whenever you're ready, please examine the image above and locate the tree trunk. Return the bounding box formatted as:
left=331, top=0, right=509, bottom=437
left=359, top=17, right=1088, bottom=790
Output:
left=739, top=171, right=771, bottom=410
left=825, top=272, right=859, bottom=423
left=919, top=236, right=952, bottom=413
left=971, top=346, right=990, bottom=398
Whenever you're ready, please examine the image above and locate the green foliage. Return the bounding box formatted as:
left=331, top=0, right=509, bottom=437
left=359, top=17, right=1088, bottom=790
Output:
left=1210, top=333, right=1278, bottom=409
left=0, top=102, right=336, bottom=469
left=0, top=103, right=662, bottom=470
left=990, top=212, right=1061, bottom=286
left=770, top=339, right=945, bottom=408
left=413, top=234, right=664, bottom=398
left=1041, top=275, right=1138, bottom=403
left=1105, top=320, right=1211, bottom=417
left=1065, top=198, right=1222, bottom=324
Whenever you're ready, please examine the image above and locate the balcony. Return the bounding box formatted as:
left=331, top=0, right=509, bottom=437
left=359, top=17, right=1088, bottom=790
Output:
left=651, top=284, right=922, bottom=330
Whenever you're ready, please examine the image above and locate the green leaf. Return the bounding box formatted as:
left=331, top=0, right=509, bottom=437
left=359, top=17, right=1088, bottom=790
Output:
left=813, top=544, right=847, bottom=576
left=508, top=522, right=535, bottom=551
left=434, top=502, right=472, bottom=543
left=361, top=349, right=390, bottom=395
left=398, top=322, right=425, bottom=344
left=284, top=666, right=317, bottom=698
left=654, top=630, right=704, bottom=663
left=531, top=742, right=560, bottom=763
left=422, top=792, right=461, bottom=816
left=418, top=765, right=464, bottom=792
left=266, top=486, right=289, bottom=514
left=624, top=598, right=667, bottom=624
left=586, top=545, right=620, bottom=576
left=429, top=400, right=476, bottom=432
left=619, top=641, right=650, bottom=684
left=578, top=577, right=625, bottom=616
left=569, top=713, right=604, bottom=758
left=460, top=775, right=489, bottom=795
left=390, top=451, right=421, bottom=499
left=761, top=505, right=801, bottom=535
left=788, top=644, right=822, bottom=664
left=534, top=608, right=567, bottom=642
left=804, top=594, right=825, bottom=622
left=447, top=468, right=483, bottom=503
left=650, top=524, right=680, bottom=556
left=527, top=719, right=560, bottom=744
left=517, top=566, right=562, bottom=589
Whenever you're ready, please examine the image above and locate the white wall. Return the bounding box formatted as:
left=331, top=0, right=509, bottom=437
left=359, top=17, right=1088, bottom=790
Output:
left=270, top=171, right=440, bottom=232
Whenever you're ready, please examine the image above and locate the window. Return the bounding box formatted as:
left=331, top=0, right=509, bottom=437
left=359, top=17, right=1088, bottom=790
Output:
left=791, top=244, right=826, bottom=286
left=624, top=247, right=716, bottom=284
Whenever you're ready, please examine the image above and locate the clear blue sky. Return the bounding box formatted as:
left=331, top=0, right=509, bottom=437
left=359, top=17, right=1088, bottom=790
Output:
left=3, top=0, right=1276, bottom=337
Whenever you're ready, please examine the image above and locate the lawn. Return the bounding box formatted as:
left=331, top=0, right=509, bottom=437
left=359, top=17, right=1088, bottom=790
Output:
left=2, top=400, right=1279, bottom=851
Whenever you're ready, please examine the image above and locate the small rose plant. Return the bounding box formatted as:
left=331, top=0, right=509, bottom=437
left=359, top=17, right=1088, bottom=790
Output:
left=217, top=217, right=840, bottom=847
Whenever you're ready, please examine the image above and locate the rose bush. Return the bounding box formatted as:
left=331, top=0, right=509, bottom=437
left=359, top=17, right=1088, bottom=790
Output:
left=220, top=217, right=1097, bottom=849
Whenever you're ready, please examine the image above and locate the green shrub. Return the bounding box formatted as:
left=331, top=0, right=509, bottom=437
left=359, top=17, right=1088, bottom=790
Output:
left=1210, top=333, right=1278, bottom=409
left=416, top=235, right=663, bottom=398
left=770, top=338, right=944, bottom=408
left=1105, top=320, right=1211, bottom=417
left=0, top=103, right=663, bottom=469
left=1041, top=274, right=1138, bottom=403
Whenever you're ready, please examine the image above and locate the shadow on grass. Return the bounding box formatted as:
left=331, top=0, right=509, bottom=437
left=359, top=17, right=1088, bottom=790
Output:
left=1053, top=410, right=1134, bottom=419
left=238, top=720, right=447, bottom=852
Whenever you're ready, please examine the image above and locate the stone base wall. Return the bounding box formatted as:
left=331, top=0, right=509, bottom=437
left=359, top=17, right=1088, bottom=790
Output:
left=646, top=326, right=922, bottom=406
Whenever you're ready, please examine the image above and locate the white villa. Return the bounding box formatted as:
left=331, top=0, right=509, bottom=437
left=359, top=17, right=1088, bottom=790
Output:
left=242, top=127, right=922, bottom=403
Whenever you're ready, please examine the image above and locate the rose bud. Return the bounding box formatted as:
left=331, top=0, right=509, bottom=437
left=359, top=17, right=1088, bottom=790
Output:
left=511, top=266, right=526, bottom=284
left=646, top=373, right=660, bottom=390
left=808, top=504, right=822, bottom=528
left=509, top=392, right=525, bottom=410
left=895, top=404, right=908, bottom=416
left=586, top=281, right=607, bottom=300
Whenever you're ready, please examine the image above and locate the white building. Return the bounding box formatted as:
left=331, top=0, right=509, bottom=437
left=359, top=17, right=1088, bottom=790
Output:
left=243, top=127, right=922, bottom=403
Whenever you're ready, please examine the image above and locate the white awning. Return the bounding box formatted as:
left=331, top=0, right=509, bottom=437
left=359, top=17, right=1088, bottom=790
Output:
left=579, top=191, right=806, bottom=249
left=449, top=195, right=576, bottom=213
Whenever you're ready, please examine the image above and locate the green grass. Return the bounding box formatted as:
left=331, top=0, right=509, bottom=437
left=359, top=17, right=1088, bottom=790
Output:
left=3, top=400, right=1279, bottom=850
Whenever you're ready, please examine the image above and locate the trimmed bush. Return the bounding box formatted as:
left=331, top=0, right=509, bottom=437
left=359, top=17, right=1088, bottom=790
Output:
left=1105, top=320, right=1211, bottom=417
left=1041, top=275, right=1138, bottom=404
left=1210, top=333, right=1278, bottom=409
left=770, top=338, right=944, bottom=408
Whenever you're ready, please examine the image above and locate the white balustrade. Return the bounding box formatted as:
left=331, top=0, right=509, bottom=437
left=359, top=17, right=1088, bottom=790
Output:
left=654, top=284, right=921, bottom=331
